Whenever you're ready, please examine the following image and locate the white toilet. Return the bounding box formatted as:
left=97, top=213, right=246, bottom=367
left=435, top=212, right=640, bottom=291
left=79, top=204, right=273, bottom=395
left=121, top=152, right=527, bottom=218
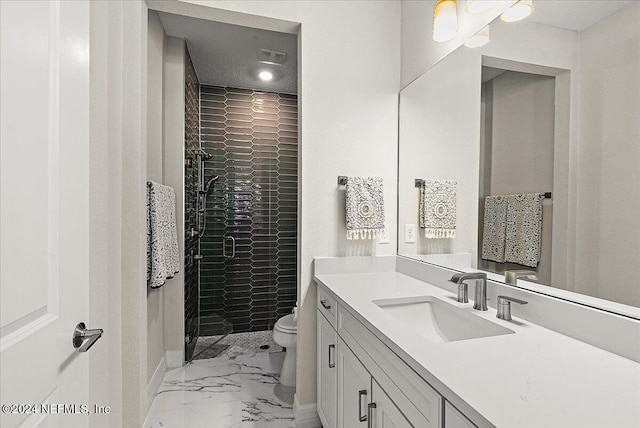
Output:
left=273, top=313, right=297, bottom=386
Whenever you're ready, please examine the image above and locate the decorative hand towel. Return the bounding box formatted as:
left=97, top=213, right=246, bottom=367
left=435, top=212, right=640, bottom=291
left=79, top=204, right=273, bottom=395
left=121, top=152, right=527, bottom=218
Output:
left=345, top=176, right=385, bottom=240
left=481, top=196, right=508, bottom=263
left=419, top=179, right=457, bottom=239
left=504, top=193, right=543, bottom=268
left=147, top=181, right=180, bottom=288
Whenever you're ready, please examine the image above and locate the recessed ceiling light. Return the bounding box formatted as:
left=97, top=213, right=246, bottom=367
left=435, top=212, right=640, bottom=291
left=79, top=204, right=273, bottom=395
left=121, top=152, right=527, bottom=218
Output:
left=258, top=70, right=273, bottom=81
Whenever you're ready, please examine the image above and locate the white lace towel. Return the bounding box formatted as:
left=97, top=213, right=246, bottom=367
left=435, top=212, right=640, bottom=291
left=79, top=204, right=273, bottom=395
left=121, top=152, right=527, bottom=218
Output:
left=419, top=179, right=457, bottom=239
left=505, top=193, right=543, bottom=267
left=147, top=182, right=180, bottom=288
left=345, top=176, right=385, bottom=240
left=481, top=196, right=508, bottom=262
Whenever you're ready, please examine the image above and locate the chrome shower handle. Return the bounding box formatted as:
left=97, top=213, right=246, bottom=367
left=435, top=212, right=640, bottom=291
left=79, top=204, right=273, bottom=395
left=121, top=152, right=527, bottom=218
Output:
left=223, top=236, right=236, bottom=259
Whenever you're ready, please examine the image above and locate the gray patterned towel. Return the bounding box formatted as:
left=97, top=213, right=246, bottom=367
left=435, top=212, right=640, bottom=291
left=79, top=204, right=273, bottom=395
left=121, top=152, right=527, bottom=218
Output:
left=147, top=181, right=180, bottom=288
left=419, top=180, right=457, bottom=239
left=505, top=193, right=543, bottom=267
left=481, top=196, right=508, bottom=262
left=345, top=177, right=385, bottom=240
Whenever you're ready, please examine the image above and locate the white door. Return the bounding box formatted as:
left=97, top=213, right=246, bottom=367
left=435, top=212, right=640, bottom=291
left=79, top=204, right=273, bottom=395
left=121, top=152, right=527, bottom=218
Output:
left=337, top=337, right=371, bottom=428
left=1, top=1, right=92, bottom=427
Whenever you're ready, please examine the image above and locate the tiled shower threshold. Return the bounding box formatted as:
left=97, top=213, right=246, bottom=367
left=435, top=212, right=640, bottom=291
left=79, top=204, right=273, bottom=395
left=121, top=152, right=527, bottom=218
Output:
left=192, top=330, right=283, bottom=360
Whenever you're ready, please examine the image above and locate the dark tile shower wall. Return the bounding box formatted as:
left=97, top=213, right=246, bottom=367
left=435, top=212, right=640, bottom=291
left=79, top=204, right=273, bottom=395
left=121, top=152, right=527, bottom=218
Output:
left=184, top=46, right=200, bottom=361
left=199, top=85, right=298, bottom=336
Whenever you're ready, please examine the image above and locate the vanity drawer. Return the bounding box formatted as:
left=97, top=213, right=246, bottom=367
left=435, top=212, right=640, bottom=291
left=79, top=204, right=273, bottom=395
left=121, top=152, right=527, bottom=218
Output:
left=317, top=284, right=338, bottom=329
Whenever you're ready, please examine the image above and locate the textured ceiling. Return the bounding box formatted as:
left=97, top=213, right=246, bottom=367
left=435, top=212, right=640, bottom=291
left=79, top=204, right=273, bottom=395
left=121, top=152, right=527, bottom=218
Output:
left=528, top=0, right=634, bottom=32
left=158, top=11, right=297, bottom=94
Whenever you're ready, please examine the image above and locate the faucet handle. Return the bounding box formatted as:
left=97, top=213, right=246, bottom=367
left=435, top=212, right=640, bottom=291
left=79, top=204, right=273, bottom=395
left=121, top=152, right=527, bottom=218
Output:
left=496, top=295, right=528, bottom=321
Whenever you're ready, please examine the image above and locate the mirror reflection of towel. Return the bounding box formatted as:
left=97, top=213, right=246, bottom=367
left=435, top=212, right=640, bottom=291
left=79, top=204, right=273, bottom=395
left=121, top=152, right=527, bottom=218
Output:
left=505, top=194, right=543, bottom=267
left=345, top=176, right=385, bottom=240
left=419, top=179, right=457, bottom=239
left=481, top=196, right=508, bottom=263
left=482, top=193, right=543, bottom=267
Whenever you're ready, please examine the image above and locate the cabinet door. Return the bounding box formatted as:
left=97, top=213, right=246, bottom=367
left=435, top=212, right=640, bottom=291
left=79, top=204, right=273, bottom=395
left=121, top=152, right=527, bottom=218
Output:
left=371, top=380, right=413, bottom=428
left=444, top=401, right=476, bottom=428
left=337, top=337, right=371, bottom=428
left=317, top=311, right=338, bottom=428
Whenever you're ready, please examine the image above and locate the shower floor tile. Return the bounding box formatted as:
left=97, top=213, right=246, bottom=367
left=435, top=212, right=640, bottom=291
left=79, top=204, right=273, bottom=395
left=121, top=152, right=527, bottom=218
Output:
left=193, top=330, right=282, bottom=360
left=144, top=352, right=295, bottom=428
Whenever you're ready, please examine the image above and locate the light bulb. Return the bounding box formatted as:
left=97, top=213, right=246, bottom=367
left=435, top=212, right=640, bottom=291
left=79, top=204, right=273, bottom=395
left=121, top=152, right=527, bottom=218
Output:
left=465, top=0, right=495, bottom=15
left=433, top=0, right=458, bottom=43
left=464, top=25, right=491, bottom=48
left=500, top=0, right=534, bottom=23
left=258, top=70, right=273, bottom=81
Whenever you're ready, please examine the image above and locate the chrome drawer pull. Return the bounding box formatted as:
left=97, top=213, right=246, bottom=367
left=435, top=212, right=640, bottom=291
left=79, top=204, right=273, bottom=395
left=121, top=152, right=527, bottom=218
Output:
left=367, top=402, right=376, bottom=428
left=358, top=389, right=368, bottom=422
left=328, top=344, right=336, bottom=368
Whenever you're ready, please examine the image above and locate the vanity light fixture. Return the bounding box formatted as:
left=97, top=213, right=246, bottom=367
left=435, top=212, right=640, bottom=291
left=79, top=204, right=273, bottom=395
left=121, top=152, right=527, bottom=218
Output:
left=258, top=70, right=273, bottom=81
left=433, top=0, right=458, bottom=43
left=463, top=25, right=491, bottom=48
left=465, top=0, right=495, bottom=15
left=500, top=0, right=534, bottom=23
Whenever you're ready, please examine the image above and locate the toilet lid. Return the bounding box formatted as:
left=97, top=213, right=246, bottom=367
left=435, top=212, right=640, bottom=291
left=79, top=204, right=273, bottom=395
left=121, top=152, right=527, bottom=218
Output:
left=275, top=314, right=297, bottom=333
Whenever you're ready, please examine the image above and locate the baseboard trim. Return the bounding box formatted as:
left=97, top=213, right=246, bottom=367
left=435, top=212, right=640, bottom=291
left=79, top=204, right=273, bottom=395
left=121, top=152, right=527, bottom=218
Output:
left=165, top=349, right=184, bottom=369
left=147, top=355, right=167, bottom=410
left=293, top=394, right=322, bottom=428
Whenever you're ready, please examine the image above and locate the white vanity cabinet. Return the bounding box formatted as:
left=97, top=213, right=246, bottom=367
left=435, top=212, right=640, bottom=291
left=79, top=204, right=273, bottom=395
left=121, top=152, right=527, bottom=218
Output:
left=317, top=309, right=337, bottom=428
left=317, top=282, right=481, bottom=428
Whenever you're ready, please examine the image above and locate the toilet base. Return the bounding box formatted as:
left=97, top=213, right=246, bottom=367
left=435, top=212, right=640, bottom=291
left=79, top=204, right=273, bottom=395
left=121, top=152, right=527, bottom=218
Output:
left=279, top=347, right=296, bottom=386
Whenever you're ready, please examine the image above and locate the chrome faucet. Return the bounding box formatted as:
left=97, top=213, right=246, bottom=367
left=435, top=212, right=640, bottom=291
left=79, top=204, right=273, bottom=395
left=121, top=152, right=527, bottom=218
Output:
left=504, top=270, right=538, bottom=285
left=449, top=272, right=488, bottom=311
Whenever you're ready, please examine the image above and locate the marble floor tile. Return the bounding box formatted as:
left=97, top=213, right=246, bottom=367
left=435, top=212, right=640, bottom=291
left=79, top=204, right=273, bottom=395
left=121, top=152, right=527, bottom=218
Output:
left=144, top=351, right=294, bottom=428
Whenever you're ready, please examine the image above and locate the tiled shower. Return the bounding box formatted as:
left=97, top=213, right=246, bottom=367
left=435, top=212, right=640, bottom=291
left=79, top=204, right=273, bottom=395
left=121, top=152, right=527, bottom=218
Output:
left=183, top=56, right=298, bottom=360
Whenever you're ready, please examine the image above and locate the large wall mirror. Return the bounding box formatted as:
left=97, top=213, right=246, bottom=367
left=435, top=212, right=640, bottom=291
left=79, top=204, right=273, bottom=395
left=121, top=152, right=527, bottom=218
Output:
left=398, top=1, right=639, bottom=317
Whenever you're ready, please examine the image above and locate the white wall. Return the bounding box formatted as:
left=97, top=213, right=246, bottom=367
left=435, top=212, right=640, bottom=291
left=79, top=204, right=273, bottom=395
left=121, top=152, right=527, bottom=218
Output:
left=401, top=0, right=517, bottom=87
left=162, top=36, right=187, bottom=358
left=574, top=2, right=640, bottom=307
left=148, top=0, right=401, bottom=410
left=90, top=1, right=149, bottom=426
left=146, top=9, right=166, bottom=384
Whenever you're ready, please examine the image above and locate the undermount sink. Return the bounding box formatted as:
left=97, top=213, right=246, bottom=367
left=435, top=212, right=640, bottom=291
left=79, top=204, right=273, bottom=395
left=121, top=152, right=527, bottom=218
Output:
left=373, top=296, right=514, bottom=343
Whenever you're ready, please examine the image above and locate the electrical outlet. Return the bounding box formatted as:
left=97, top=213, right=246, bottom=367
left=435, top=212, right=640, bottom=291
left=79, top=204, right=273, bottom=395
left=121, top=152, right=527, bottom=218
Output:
left=378, top=223, right=389, bottom=244
left=405, top=224, right=416, bottom=243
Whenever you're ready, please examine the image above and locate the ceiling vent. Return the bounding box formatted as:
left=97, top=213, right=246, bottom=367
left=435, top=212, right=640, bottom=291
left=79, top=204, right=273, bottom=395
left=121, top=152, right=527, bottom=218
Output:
left=258, top=49, right=287, bottom=66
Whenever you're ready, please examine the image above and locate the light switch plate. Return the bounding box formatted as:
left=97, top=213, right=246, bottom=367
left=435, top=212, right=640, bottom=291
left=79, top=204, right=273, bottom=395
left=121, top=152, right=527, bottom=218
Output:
left=378, top=223, right=389, bottom=244
left=405, top=224, right=416, bottom=243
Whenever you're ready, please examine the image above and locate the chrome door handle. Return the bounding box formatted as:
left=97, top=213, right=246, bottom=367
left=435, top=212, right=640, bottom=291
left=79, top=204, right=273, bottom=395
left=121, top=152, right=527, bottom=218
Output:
left=230, top=236, right=236, bottom=258
left=320, top=299, right=331, bottom=310
left=358, top=389, right=368, bottom=422
left=73, top=322, right=103, bottom=352
left=367, top=403, right=376, bottom=428
left=328, top=344, right=335, bottom=368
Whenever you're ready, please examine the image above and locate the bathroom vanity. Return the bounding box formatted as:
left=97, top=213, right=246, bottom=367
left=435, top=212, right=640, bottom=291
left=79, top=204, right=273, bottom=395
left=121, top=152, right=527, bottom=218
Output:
left=314, top=257, right=640, bottom=428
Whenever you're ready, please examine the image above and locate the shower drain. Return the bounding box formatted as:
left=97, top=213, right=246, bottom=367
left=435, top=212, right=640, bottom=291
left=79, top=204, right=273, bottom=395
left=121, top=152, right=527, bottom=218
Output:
left=259, top=345, right=270, bottom=350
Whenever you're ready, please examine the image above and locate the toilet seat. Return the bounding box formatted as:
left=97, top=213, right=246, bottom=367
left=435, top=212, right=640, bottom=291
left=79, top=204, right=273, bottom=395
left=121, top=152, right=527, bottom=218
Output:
left=275, top=314, right=297, bottom=333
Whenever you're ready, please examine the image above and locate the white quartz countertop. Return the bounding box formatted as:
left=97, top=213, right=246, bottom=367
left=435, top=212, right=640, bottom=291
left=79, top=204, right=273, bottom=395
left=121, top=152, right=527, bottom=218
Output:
left=314, top=271, right=640, bottom=428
